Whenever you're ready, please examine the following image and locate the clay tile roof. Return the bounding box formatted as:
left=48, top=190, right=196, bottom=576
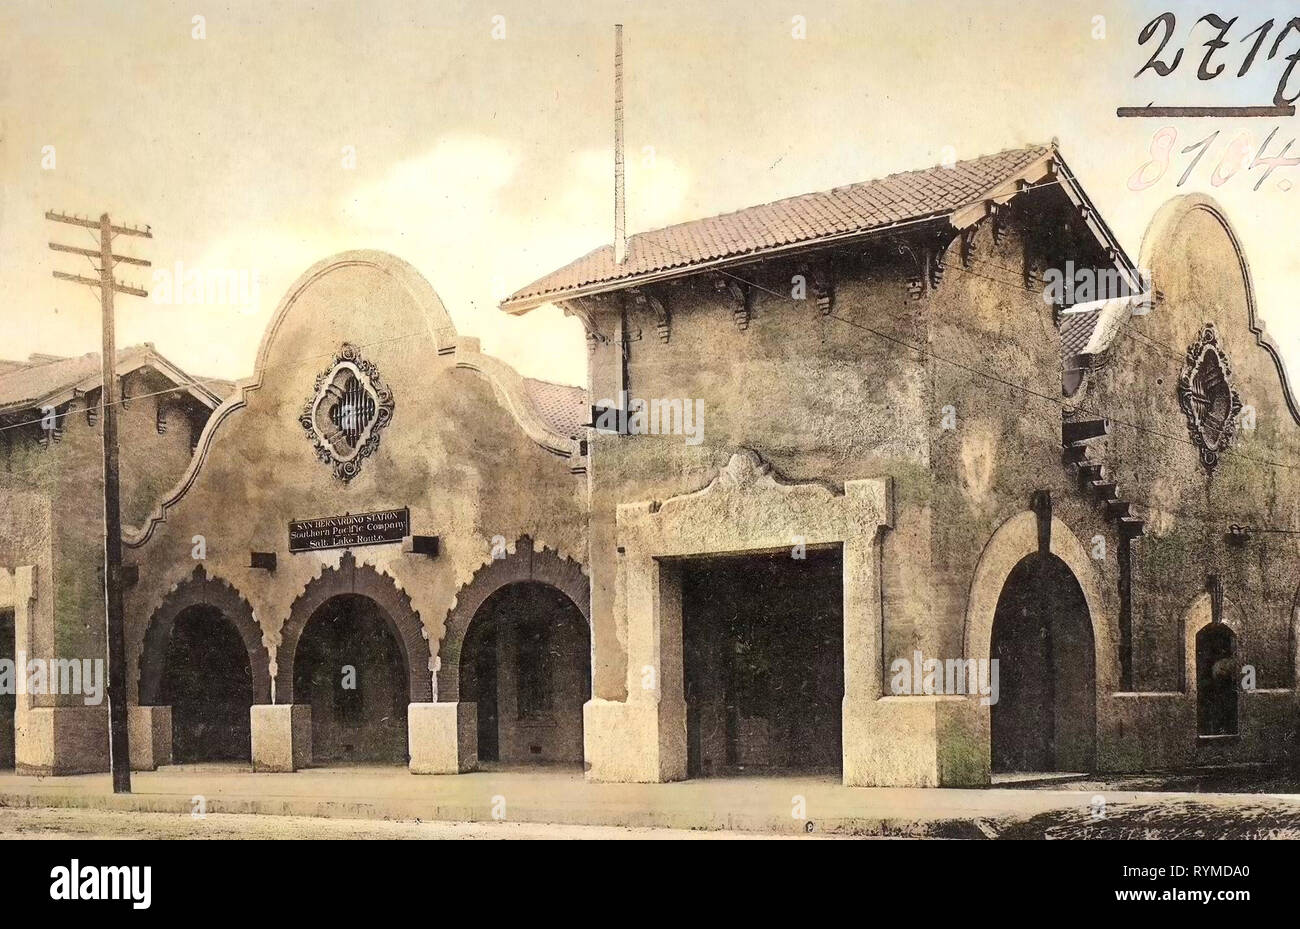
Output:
left=0, top=345, right=227, bottom=414
left=0, top=349, right=143, bottom=411
left=523, top=378, right=587, bottom=439
left=502, top=144, right=1053, bottom=312
left=1060, top=308, right=1103, bottom=360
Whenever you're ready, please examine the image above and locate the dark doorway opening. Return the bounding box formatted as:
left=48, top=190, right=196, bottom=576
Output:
left=0, top=610, right=13, bottom=770
left=159, top=605, right=253, bottom=763
left=468, top=625, right=499, bottom=761
left=294, top=594, right=408, bottom=764
left=1196, top=623, right=1238, bottom=736
left=990, top=553, right=1095, bottom=773
left=459, top=582, right=589, bottom=765
left=681, top=547, right=843, bottom=778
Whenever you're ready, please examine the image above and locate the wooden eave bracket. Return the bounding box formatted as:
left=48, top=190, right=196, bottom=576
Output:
left=562, top=296, right=614, bottom=350
left=714, top=275, right=753, bottom=330
left=628, top=287, right=670, bottom=343
left=948, top=155, right=1056, bottom=231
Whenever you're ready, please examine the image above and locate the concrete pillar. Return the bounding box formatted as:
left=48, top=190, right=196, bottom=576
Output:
left=250, top=704, right=310, bottom=772
left=408, top=702, right=476, bottom=773
left=0, top=566, right=107, bottom=775
left=584, top=556, right=687, bottom=782
left=15, top=706, right=110, bottom=776
left=840, top=518, right=885, bottom=786
left=128, top=705, right=172, bottom=770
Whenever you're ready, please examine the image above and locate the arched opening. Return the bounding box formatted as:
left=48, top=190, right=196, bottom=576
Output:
left=159, top=604, right=254, bottom=763
left=0, top=609, right=14, bottom=770
left=990, top=552, right=1095, bottom=773
left=459, top=582, right=589, bottom=765
left=292, top=594, right=408, bottom=764
left=1196, top=623, right=1238, bottom=736
left=681, top=547, right=843, bottom=777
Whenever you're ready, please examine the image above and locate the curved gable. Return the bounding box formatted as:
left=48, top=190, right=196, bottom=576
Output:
left=1137, top=194, right=1300, bottom=428
left=126, top=251, right=583, bottom=547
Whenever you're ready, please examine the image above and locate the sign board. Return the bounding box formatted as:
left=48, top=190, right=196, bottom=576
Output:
left=288, top=507, right=410, bottom=553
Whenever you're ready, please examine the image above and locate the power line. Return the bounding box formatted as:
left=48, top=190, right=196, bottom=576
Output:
left=825, top=309, right=1300, bottom=474
left=628, top=208, right=1300, bottom=477
left=0, top=328, right=428, bottom=438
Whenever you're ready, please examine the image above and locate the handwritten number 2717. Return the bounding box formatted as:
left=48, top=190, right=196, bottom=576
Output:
left=1135, top=13, right=1300, bottom=107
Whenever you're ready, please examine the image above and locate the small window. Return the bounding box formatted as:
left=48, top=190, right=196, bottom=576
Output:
left=1196, top=624, right=1238, bottom=736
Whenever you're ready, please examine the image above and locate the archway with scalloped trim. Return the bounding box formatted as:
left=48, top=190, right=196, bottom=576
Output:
left=137, top=565, right=271, bottom=762
left=277, top=552, right=431, bottom=705
left=438, top=536, right=589, bottom=703
left=138, top=565, right=271, bottom=706
left=458, top=581, right=590, bottom=764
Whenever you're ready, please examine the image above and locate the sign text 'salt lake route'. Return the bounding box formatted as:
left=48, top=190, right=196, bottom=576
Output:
left=288, top=507, right=410, bottom=552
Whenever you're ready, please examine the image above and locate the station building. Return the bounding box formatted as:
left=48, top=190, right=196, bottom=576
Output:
left=119, top=254, right=590, bottom=774
left=503, top=143, right=1300, bottom=785
left=0, top=346, right=228, bottom=773
left=4, top=144, right=1299, bottom=785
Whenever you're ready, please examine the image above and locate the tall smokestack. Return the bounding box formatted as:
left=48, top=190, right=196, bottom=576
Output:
left=614, top=24, right=627, bottom=265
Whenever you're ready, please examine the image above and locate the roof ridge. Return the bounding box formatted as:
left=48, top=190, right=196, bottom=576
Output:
left=524, top=375, right=585, bottom=391
left=0, top=344, right=225, bottom=413
left=622, top=143, right=1050, bottom=246
left=503, top=142, right=1056, bottom=310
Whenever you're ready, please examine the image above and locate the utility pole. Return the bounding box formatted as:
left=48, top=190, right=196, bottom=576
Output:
left=46, top=210, right=152, bottom=794
left=613, top=23, right=626, bottom=266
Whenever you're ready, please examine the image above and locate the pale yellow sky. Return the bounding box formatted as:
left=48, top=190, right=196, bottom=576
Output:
left=2, top=0, right=1298, bottom=388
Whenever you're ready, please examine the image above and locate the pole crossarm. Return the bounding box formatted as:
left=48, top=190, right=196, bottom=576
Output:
left=45, top=210, right=152, bottom=238
left=51, top=270, right=149, bottom=298
left=49, top=242, right=151, bottom=267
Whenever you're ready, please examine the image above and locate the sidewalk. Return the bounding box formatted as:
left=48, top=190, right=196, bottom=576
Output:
left=4, top=764, right=1299, bottom=836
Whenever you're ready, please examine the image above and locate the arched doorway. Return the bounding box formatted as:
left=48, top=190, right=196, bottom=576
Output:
left=459, top=582, right=589, bottom=765
left=1196, top=623, right=1238, bottom=736
left=159, top=605, right=254, bottom=763
left=990, top=552, right=1096, bottom=773
left=293, top=594, right=409, bottom=764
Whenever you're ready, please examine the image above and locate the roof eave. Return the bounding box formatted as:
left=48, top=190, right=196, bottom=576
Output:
left=500, top=146, right=1138, bottom=316
left=1050, top=151, right=1140, bottom=285
left=499, top=211, right=957, bottom=315
left=0, top=352, right=224, bottom=421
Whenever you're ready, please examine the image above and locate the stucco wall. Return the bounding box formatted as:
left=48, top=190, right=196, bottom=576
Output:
left=584, top=251, right=931, bottom=702
left=1087, top=197, right=1300, bottom=696
left=578, top=189, right=1299, bottom=779
left=0, top=370, right=204, bottom=691
left=123, top=252, right=588, bottom=735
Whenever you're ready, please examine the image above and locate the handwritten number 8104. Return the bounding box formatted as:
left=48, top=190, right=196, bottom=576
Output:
left=1129, top=127, right=1300, bottom=191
